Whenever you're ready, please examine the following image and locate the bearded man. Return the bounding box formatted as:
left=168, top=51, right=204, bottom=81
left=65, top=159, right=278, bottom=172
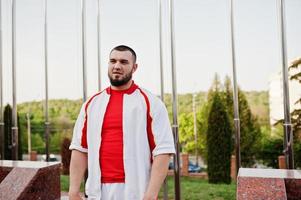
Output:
left=69, top=45, right=175, bottom=200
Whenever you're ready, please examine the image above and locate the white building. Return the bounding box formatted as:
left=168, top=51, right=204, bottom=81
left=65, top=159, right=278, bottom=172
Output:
left=269, top=58, right=301, bottom=127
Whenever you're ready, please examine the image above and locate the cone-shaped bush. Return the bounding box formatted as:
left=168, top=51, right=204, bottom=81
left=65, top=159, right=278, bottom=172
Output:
left=3, top=104, right=23, bottom=160
left=207, top=93, right=232, bottom=184
left=4, top=105, right=12, bottom=160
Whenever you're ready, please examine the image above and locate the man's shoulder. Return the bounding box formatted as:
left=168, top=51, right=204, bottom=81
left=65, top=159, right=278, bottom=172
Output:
left=83, top=88, right=108, bottom=108
left=136, top=87, right=165, bottom=108
left=137, top=87, right=160, bottom=100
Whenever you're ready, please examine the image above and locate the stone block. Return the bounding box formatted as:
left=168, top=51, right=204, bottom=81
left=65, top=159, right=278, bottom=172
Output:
left=237, top=168, right=301, bottom=200
left=0, top=160, right=60, bottom=200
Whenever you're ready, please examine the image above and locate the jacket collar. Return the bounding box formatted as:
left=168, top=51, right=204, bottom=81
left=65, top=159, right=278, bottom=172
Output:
left=105, top=81, right=138, bottom=95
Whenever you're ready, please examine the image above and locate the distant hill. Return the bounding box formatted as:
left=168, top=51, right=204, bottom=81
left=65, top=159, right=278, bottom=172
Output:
left=17, top=99, right=83, bottom=137
left=11, top=90, right=269, bottom=153
left=16, top=90, right=269, bottom=135
left=164, top=91, right=269, bottom=126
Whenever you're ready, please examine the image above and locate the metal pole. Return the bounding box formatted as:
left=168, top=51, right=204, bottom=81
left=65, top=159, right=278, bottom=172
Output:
left=169, top=0, right=180, bottom=199
left=11, top=0, right=18, bottom=160
left=44, top=0, right=50, bottom=162
left=159, top=0, right=164, bottom=102
left=193, top=93, right=198, bottom=166
left=81, top=0, right=87, bottom=102
left=0, top=0, right=5, bottom=160
left=230, top=0, right=241, bottom=172
left=279, top=0, right=294, bottom=169
left=81, top=0, right=88, bottom=197
left=158, top=0, right=168, bottom=199
left=97, top=0, right=101, bottom=91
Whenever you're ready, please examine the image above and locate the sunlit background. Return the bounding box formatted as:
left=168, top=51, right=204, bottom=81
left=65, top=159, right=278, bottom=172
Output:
left=1, top=0, right=300, bottom=104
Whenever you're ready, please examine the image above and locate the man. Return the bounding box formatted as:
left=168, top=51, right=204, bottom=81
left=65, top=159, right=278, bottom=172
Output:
left=69, top=45, right=175, bottom=200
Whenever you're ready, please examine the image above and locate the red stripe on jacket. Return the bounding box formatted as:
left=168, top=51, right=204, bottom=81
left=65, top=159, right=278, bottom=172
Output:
left=138, top=88, right=156, bottom=163
left=81, top=91, right=104, bottom=149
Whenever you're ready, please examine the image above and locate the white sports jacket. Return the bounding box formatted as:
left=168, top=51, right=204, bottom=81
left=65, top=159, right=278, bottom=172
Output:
left=70, top=84, right=176, bottom=200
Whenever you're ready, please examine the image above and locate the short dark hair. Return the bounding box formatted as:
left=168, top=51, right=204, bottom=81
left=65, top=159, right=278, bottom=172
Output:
left=110, top=45, right=137, bottom=63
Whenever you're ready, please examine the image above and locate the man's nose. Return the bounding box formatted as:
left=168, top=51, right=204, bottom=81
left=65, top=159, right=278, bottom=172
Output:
left=113, top=62, right=121, bottom=70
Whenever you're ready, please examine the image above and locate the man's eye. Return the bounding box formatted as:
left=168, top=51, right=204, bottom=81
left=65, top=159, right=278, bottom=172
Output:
left=121, top=61, right=128, bottom=64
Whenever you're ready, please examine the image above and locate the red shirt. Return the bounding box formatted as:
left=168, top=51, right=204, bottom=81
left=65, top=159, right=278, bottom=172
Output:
left=99, top=83, right=137, bottom=183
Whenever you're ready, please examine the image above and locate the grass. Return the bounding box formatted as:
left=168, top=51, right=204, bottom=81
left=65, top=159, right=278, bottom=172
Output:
left=159, top=176, right=236, bottom=200
left=61, top=175, right=85, bottom=192
left=60, top=175, right=236, bottom=200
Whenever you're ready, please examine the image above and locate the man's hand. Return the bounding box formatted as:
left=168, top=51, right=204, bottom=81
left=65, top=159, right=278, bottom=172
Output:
left=68, top=192, right=82, bottom=200
left=143, top=154, right=171, bottom=200
left=143, top=193, right=157, bottom=200
left=69, top=150, right=87, bottom=200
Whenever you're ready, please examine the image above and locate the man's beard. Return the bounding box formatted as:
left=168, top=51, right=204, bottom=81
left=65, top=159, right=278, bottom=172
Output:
left=109, top=71, right=132, bottom=87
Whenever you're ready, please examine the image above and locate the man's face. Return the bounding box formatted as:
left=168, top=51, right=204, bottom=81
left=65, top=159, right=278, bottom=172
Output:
left=108, top=50, right=137, bottom=87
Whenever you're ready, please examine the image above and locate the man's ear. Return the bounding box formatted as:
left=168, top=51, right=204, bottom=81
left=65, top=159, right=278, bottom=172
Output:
left=132, top=63, right=138, bottom=73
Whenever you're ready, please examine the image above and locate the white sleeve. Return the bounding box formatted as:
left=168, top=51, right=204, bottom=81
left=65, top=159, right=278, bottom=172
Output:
left=152, top=100, right=176, bottom=157
left=69, top=103, right=88, bottom=153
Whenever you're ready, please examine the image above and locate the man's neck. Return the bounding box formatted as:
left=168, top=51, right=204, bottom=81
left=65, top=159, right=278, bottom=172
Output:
left=111, top=80, right=133, bottom=91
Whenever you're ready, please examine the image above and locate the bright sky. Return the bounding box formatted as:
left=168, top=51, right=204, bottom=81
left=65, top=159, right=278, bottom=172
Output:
left=1, top=0, right=301, bottom=104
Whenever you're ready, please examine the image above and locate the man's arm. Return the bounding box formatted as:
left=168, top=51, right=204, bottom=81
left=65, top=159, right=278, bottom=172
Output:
left=69, top=150, right=88, bottom=200
left=143, top=154, right=171, bottom=200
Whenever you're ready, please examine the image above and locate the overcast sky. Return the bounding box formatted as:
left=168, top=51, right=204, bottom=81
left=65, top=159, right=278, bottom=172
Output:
left=1, top=0, right=301, bottom=104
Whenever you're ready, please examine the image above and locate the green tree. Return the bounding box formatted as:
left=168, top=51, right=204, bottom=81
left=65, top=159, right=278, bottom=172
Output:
left=196, top=102, right=210, bottom=161
left=222, top=76, right=235, bottom=154
left=238, top=89, right=261, bottom=167
left=257, top=124, right=283, bottom=168
left=220, top=77, right=262, bottom=167
left=179, top=102, right=207, bottom=157
left=273, top=58, right=301, bottom=168
left=4, top=105, right=12, bottom=160
left=31, top=133, right=45, bottom=154
left=193, top=74, right=223, bottom=163
left=17, top=114, right=22, bottom=160
left=207, top=73, right=222, bottom=102
left=207, top=92, right=232, bottom=184
left=179, top=112, right=194, bottom=153
left=289, top=58, right=301, bottom=167
left=223, top=76, right=234, bottom=117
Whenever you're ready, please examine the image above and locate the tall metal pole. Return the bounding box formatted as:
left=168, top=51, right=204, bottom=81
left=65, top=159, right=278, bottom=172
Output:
left=230, top=0, right=241, bottom=172
left=82, top=0, right=88, bottom=197
left=44, top=0, right=50, bottom=162
left=193, top=93, right=198, bottom=166
left=97, top=0, right=101, bottom=91
left=0, top=0, right=5, bottom=159
left=11, top=0, right=18, bottom=160
left=159, top=0, right=164, bottom=102
left=158, top=0, right=168, bottom=199
left=279, top=0, right=294, bottom=169
left=81, top=0, right=87, bottom=102
left=169, top=0, right=180, bottom=199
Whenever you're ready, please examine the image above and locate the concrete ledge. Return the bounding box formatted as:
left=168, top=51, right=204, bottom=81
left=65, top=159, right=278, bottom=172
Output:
left=237, top=168, right=301, bottom=200
left=0, top=160, right=60, bottom=200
